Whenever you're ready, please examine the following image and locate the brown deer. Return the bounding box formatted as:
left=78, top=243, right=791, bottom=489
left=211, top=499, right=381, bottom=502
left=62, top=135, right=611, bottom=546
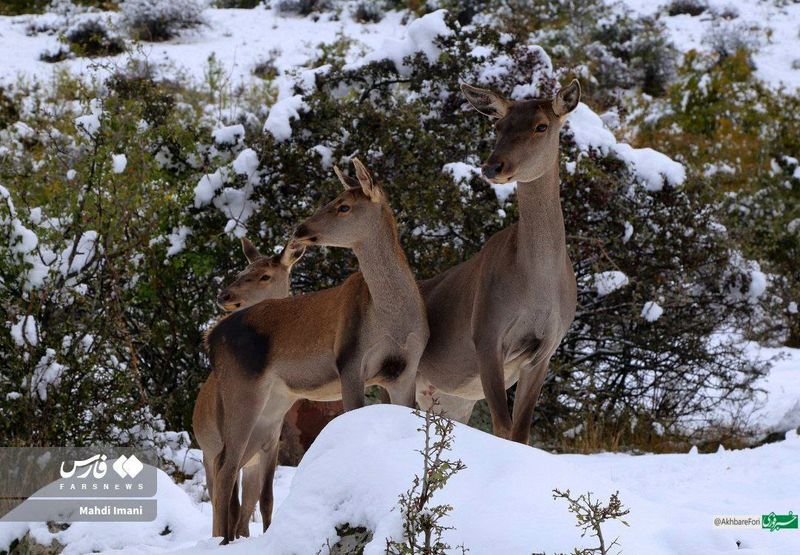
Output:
left=415, top=81, right=581, bottom=444
left=193, top=237, right=304, bottom=538
left=206, top=159, right=428, bottom=543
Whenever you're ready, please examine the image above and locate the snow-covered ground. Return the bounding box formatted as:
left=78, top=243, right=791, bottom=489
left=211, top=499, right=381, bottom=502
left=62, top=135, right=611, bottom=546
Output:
left=3, top=406, right=799, bottom=554
left=621, top=0, right=800, bottom=91
left=745, top=343, right=800, bottom=436
left=0, top=5, right=404, bottom=88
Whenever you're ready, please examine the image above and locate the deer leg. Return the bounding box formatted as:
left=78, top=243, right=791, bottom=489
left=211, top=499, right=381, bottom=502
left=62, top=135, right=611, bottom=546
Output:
left=384, top=358, right=419, bottom=408
left=476, top=346, right=512, bottom=440
left=227, top=473, right=242, bottom=539
left=340, top=368, right=366, bottom=411
left=258, top=423, right=283, bottom=532
left=203, top=455, right=215, bottom=503
left=236, top=457, right=261, bottom=538
left=510, top=355, right=551, bottom=444
left=435, top=393, right=477, bottom=424
left=213, top=385, right=269, bottom=544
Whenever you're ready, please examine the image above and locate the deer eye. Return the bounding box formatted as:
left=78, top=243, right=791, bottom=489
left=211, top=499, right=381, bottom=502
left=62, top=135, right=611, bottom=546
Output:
left=535, top=124, right=548, bottom=133
left=338, top=205, right=350, bottom=213
left=260, top=274, right=271, bottom=281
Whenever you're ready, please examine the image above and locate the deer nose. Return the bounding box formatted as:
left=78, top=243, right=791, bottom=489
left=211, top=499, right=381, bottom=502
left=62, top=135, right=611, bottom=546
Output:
left=293, top=224, right=309, bottom=239
left=293, top=224, right=317, bottom=242
left=482, top=162, right=504, bottom=179
left=217, top=291, right=232, bottom=303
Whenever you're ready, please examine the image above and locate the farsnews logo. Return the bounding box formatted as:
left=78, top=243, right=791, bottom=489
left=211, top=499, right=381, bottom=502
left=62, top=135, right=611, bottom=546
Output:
left=60, top=454, right=144, bottom=480
left=762, top=512, right=798, bottom=532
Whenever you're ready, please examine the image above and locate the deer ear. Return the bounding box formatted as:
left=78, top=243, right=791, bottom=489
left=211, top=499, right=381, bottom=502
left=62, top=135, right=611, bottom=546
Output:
left=241, top=237, right=261, bottom=263
left=460, top=82, right=510, bottom=119
left=333, top=165, right=359, bottom=190
left=280, top=241, right=305, bottom=267
left=552, top=79, right=581, bottom=117
left=352, top=158, right=382, bottom=203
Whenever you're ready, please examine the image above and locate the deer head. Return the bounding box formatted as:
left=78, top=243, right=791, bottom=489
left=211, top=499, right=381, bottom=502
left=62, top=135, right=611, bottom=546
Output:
left=293, top=158, right=391, bottom=249
left=216, top=238, right=304, bottom=311
left=460, top=80, right=581, bottom=183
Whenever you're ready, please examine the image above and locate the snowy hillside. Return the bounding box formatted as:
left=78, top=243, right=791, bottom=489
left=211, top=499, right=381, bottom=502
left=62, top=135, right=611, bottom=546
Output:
left=3, top=406, right=798, bottom=554
left=621, top=0, right=800, bottom=90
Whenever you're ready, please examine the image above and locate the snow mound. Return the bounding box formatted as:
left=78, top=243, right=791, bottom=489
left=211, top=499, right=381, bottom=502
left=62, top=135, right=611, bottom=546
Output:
left=0, top=469, right=206, bottom=554
left=182, top=405, right=800, bottom=555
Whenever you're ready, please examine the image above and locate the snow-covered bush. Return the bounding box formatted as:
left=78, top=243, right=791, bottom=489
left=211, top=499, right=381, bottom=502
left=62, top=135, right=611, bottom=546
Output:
left=120, top=0, right=206, bottom=42
left=634, top=47, right=800, bottom=347
left=274, top=0, right=331, bottom=16
left=518, top=0, right=677, bottom=102
left=0, top=65, right=211, bottom=444
left=703, top=20, right=762, bottom=61
left=666, top=0, right=707, bottom=17
left=65, top=17, right=125, bottom=57
left=352, top=1, right=384, bottom=23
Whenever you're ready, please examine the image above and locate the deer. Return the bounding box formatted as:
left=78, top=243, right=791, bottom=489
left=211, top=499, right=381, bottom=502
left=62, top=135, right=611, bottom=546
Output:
left=414, top=80, right=581, bottom=445
left=193, top=236, right=304, bottom=538
left=206, top=158, right=429, bottom=543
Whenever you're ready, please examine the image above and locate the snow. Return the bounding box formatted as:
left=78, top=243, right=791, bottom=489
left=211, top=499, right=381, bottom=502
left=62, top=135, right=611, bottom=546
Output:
left=748, top=268, right=767, bottom=302
left=74, top=100, right=103, bottom=138
left=193, top=169, right=226, bottom=208
left=165, top=226, right=192, bottom=258
left=622, top=221, right=634, bottom=243
left=567, top=104, right=686, bottom=191
left=30, top=348, right=66, bottom=401
left=641, top=301, right=664, bottom=322
left=262, top=95, right=307, bottom=142
left=349, top=10, right=453, bottom=75
left=443, top=162, right=479, bottom=184
left=621, top=0, right=800, bottom=92
left=231, top=148, right=259, bottom=176
left=211, top=124, right=244, bottom=146
left=74, top=113, right=101, bottom=137
left=740, top=343, right=800, bottom=437
left=310, top=144, right=333, bottom=169
left=9, top=217, right=38, bottom=254
left=4, top=406, right=793, bottom=554
left=59, top=230, right=98, bottom=277
left=10, top=315, right=38, bottom=347
left=112, top=153, right=128, bottom=174
left=594, top=270, right=629, bottom=296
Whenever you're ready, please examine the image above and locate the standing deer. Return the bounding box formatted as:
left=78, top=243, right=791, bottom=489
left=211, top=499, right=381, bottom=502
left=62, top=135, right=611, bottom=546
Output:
left=415, top=80, right=581, bottom=444
left=206, top=159, right=428, bottom=543
left=193, top=237, right=304, bottom=538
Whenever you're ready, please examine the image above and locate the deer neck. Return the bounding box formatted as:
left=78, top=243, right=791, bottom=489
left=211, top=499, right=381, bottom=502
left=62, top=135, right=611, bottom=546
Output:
left=352, top=209, right=420, bottom=321
left=515, top=159, right=567, bottom=273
